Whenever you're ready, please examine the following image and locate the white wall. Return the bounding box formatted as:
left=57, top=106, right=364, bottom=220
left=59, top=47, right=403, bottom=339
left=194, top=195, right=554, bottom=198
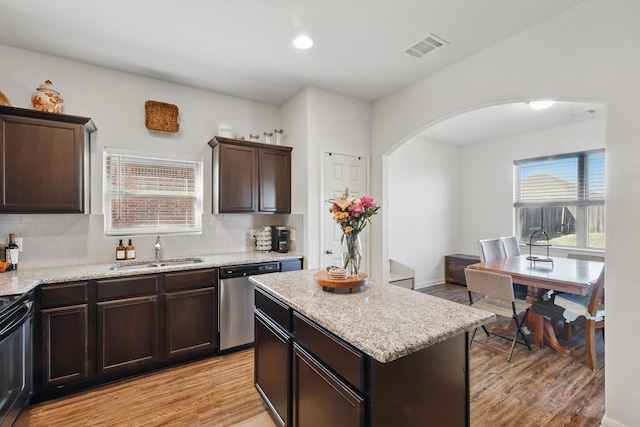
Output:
left=372, top=2, right=640, bottom=426
left=282, top=87, right=371, bottom=269
left=0, top=44, right=299, bottom=267
left=388, top=137, right=460, bottom=287
left=459, top=117, right=606, bottom=255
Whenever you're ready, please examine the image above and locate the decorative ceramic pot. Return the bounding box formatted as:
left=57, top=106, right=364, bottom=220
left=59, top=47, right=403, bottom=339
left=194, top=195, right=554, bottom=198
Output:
left=31, top=80, right=64, bottom=113
left=341, top=233, right=362, bottom=277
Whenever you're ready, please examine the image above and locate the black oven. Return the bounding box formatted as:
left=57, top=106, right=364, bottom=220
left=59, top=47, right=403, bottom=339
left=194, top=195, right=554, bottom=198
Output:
left=0, top=292, right=33, bottom=427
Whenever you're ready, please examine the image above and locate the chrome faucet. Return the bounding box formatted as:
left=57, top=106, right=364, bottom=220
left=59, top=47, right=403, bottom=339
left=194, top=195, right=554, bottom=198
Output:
left=154, top=236, right=162, bottom=260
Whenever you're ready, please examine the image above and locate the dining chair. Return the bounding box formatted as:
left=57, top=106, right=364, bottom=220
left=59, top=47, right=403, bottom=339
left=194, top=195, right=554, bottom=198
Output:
left=480, top=238, right=527, bottom=300
left=499, top=236, right=529, bottom=299
left=478, top=238, right=506, bottom=262
left=556, top=267, right=605, bottom=370
left=532, top=266, right=605, bottom=370
left=464, top=268, right=532, bottom=362
left=500, top=236, right=521, bottom=257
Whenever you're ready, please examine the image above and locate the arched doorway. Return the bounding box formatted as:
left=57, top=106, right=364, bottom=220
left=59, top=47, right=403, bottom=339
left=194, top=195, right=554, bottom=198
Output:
left=386, top=99, right=606, bottom=289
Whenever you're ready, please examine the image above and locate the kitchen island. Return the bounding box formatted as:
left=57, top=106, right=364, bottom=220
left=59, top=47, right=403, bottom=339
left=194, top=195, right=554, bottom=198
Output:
left=251, top=269, right=495, bottom=427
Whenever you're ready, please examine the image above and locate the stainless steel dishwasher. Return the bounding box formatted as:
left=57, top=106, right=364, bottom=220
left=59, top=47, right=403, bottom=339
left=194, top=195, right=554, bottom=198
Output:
left=218, top=261, right=280, bottom=352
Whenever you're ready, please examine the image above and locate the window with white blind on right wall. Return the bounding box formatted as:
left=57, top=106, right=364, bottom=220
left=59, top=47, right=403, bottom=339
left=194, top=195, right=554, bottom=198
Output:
left=514, top=149, right=605, bottom=249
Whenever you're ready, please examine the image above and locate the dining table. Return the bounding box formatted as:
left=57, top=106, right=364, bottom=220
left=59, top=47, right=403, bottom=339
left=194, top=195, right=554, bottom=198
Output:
left=468, top=254, right=604, bottom=356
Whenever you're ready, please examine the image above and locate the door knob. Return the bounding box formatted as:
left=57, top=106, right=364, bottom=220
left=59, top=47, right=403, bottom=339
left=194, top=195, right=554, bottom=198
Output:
left=325, top=250, right=333, bottom=254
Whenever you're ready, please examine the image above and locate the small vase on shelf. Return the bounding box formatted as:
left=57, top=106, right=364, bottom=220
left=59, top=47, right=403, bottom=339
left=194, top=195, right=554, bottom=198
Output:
left=341, top=233, right=362, bottom=277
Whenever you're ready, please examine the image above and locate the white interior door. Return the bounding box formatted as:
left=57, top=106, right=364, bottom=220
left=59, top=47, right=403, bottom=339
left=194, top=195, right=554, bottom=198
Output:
left=322, top=152, right=368, bottom=270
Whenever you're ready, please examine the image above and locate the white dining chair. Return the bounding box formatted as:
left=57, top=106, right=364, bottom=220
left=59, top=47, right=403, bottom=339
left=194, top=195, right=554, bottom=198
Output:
left=478, top=239, right=506, bottom=262
left=500, top=236, right=521, bottom=257
left=500, top=236, right=528, bottom=300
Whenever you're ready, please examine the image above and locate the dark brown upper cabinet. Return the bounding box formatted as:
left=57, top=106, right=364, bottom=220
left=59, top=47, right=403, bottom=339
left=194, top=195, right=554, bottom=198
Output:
left=209, top=136, right=292, bottom=214
left=0, top=106, right=96, bottom=213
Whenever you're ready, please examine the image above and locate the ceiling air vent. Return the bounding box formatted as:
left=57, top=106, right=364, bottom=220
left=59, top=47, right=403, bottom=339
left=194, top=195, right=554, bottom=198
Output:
left=404, top=33, right=449, bottom=58
left=569, top=108, right=600, bottom=118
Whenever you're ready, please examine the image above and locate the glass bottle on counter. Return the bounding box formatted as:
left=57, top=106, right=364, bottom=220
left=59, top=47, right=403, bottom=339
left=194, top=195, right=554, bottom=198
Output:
left=116, top=239, right=126, bottom=261
left=125, top=239, right=136, bottom=260
left=6, top=233, right=19, bottom=270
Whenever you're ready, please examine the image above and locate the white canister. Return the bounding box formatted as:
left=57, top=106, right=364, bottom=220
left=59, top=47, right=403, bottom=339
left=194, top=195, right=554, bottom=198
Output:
left=218, top=123, right=233, bottom=138
left=274, top=129, right=284, bottom=145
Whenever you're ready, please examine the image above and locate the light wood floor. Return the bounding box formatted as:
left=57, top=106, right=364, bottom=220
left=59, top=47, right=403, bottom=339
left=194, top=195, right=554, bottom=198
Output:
left=25, top=283, right=604, bottom=427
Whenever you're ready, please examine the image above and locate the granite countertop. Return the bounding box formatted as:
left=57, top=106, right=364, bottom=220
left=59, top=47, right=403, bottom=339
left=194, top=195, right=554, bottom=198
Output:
left=0, top=252, right=302, bottom=296
left=250, top=269, right=496, bottom=363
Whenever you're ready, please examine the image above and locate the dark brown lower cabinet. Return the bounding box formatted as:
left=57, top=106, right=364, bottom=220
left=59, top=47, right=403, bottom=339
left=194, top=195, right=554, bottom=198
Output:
left=40, top=304, right=89, bottom=388
left=96, top=275, right=160, bottom=377
left=34, top=269, right=217, bottom=402
left=37, top=281, right=90, bottom=391
left=97, top=295, right=159, bottom=376
left=255, top=311, right=291, bottom=427
left=164, top=268, right=218, bottom=361
left=292, top=343, right=365, bottom=427
left=165, top=287, right=216, bottom=360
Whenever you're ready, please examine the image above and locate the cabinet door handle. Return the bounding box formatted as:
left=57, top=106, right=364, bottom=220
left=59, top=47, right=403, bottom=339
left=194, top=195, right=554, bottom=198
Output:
left=325, top=250, right=333, bottom=255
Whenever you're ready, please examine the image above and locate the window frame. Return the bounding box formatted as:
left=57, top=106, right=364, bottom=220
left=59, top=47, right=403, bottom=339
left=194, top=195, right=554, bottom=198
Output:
left=513, top=149, right=605, bottom=249
left=103, top=147, right=204, bottom=237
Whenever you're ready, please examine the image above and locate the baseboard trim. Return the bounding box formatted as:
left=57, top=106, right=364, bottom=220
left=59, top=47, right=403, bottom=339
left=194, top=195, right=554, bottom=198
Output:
left=414, top=278, right=445, bottom=290
left=601, top=415, right=630, bottom=427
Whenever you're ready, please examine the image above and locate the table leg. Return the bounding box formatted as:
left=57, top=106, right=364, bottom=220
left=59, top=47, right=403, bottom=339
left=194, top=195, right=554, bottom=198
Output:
left=527, top=287, right=571, bottom=356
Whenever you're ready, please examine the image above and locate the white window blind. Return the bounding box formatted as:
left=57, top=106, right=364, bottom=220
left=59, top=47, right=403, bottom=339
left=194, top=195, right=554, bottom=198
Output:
left=104, top=148, right=203, bottom=236
left=514, top=150, right=605, bottom=249
left=515, top=150, right=605, bottom=207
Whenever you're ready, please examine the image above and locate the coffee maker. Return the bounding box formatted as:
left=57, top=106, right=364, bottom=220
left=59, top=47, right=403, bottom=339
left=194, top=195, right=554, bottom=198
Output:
left=270, top=226, right=289, bottom=253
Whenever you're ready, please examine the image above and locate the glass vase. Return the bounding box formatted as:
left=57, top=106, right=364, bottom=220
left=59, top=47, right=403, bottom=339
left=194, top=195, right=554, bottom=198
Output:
left=341, top=233, right=362, bottom=277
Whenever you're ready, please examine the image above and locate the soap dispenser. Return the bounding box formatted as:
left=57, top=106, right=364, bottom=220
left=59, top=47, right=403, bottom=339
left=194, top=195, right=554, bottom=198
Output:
left=125, top=239, right=136, bottom=260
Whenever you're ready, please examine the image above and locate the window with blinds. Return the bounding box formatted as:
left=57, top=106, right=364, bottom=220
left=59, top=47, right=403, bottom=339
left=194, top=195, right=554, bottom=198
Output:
left=514, top=150, right=605, bottom=249
left=104, top=148, right=203, bottom=236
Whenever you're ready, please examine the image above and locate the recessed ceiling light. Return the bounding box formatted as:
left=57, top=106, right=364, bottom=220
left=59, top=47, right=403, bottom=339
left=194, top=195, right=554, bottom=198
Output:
left=293, top=35, right=314, bottom=50
left=528, top=100, right=556, bottom=111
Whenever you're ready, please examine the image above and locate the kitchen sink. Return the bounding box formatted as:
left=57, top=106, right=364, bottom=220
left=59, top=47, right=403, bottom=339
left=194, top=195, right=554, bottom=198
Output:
left=109, top=257, right=204, bottom=271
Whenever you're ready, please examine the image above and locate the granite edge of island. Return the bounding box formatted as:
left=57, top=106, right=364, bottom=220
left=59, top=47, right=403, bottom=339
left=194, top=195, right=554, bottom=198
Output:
left=0, top=252, right=303, bottom=296
left=250, top=268, right=496, bottom=363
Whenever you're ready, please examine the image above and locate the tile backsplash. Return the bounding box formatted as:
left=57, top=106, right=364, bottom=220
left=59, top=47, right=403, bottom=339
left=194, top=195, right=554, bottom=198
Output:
left=0, top=213, right=303, bottom=269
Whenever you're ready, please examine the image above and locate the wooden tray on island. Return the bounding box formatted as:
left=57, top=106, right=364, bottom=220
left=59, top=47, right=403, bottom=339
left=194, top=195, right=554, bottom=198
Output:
left=313, top=271, right=368, bottom=293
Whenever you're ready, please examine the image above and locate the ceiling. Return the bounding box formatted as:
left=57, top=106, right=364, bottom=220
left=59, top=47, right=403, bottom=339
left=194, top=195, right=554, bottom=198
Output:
left=0, top=1, right=598, bottom=144
left=419, top=100, right=606, bottom=145
left=0, top=0, right=585, bottom=106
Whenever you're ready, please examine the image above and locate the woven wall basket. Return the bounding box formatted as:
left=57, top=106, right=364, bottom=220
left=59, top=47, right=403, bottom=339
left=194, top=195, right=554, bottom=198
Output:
left=145, top=100, right=179, bottom=133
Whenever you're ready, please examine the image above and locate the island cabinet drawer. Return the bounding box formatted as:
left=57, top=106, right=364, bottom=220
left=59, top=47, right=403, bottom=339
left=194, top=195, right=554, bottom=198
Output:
left=96, top=275, right=159, bottom=301
left=40, top=282, right=88, bottom=308
left=165, top=268, right=217, bottom=291
left=293, top=312, right=365, bottom=392
left=255, top=287, right=292, bottom=332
